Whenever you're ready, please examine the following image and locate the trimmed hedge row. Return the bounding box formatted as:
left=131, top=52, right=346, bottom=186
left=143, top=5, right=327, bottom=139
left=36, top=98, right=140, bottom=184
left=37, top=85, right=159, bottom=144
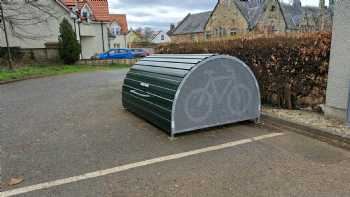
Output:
left=0, top=47, right=23, bottom=59
left=157, top=33, right=332, bottom=110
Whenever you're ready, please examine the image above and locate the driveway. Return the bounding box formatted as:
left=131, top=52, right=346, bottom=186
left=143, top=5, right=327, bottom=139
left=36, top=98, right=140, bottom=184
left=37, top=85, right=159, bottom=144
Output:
left=1, top=70, right=350, bottom=197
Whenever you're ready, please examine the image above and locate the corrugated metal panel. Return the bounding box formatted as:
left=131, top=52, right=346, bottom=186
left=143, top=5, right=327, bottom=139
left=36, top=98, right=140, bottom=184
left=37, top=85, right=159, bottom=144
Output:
left=131, top=65, right=188, bottom=77
left=122, top=54, right=212, bottom=132
left=148, top=54, right=213, bottom=59
left=141, top=58, right=203, bottom=64
left=136, top=61, right=195, bottom=70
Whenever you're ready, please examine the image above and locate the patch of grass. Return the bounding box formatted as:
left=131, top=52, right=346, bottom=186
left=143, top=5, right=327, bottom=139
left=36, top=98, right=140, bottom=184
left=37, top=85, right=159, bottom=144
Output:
left=0, top=64, right=130, bottom=82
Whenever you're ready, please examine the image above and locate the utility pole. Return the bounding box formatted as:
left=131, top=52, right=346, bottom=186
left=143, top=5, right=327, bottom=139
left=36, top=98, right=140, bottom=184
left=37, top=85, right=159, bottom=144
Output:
left=0, top=0, right=12, bottom=70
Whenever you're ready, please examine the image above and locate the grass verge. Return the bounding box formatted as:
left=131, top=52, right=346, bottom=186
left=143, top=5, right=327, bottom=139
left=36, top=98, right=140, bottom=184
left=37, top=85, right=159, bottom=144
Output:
left=0, top=64, right=130, bottom=83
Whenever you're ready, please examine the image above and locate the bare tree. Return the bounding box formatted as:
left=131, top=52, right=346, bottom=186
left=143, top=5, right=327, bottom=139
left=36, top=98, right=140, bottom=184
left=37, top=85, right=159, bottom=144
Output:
left=0, top=0, right=61, bottom=69
left=0, top=0, right=60, bottom=40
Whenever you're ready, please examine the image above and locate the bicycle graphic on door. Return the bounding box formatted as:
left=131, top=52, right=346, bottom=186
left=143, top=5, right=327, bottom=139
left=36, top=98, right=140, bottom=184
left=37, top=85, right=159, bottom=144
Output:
left=184, top=67, right=252, bottom=123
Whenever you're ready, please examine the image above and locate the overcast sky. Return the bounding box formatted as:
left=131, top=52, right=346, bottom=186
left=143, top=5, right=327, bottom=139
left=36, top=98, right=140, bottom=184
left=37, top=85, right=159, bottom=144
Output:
left=109, top=0, right=329, bottom=31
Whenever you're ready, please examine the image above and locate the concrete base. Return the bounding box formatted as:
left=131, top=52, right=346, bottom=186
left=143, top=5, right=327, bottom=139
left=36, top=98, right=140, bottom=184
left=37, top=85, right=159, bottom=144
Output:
left=325, top=105, right=346, bottom=122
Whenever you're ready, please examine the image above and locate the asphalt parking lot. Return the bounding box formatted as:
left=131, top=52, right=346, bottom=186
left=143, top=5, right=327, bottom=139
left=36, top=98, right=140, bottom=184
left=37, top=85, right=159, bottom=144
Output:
left=1, top=69, right=350, bottom=197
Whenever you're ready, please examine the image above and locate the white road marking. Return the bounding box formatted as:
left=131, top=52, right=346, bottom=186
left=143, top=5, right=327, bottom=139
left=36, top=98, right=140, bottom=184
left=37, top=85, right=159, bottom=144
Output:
left=0, top=132, right=284, bottom=197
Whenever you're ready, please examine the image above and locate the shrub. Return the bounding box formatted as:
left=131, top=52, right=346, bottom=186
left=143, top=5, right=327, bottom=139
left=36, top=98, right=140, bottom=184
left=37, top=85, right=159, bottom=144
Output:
left=157, top=33, right=331, bottom=110
left=58, top=18, right=81, bottom=64
left=0, top=47, right=23, bottom=59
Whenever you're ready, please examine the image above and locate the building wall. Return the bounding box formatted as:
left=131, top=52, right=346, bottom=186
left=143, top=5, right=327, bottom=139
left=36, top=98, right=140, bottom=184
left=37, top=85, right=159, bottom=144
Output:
left=109, top=35, right=128, bottom=48
left=0, top=0, right=73, bottom=49
left=0, top=0, right=110, bottom=60
left=325, top=0, right=350, bottom=121
left=79, top=22, right=109, bottom=59
left=255, top=0, right=287, bottom=33
left=170, top=33, right=205, bottom=43
left=205, top=0, right=249, bottom=38
left=152, top=32, right=171, bottom=44
left=298, top=13, right=318, bottom=32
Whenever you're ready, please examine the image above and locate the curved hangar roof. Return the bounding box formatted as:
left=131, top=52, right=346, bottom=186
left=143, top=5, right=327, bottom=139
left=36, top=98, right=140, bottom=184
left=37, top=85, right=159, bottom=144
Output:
left=122, top=54, right=261, bottom=136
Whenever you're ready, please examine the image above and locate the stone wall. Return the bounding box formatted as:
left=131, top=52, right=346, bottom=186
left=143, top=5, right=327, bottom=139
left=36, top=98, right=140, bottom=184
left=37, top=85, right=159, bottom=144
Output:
left=255, top=0, right=287, bottom=33
left=325, top=0, right=350, bottom=121
left=205, top=0, right=249, bottom=38
left=170, top=33, right=205, bottom=43
left=78, top=58, right=138, bottom=65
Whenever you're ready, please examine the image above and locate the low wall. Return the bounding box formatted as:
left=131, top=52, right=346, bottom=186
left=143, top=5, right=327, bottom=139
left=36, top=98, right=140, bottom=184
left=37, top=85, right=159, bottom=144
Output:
left=78, top=58, right=139, bottom=65
left=22, top=48, right=60, bottom=62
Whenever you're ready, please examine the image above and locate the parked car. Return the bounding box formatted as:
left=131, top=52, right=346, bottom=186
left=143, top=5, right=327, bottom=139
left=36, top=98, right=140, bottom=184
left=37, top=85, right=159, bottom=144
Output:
left=98, top=48, right=134, bottom=60
left=131, top=48, right=150, bottom=58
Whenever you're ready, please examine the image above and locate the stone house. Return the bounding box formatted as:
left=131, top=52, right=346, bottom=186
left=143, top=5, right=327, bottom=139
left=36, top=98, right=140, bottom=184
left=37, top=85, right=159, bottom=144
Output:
left=170, top=0, right=333, bottom=42
left=170, top=11, right=212, bottom=43
left=0, top=0, right=128, bottom=60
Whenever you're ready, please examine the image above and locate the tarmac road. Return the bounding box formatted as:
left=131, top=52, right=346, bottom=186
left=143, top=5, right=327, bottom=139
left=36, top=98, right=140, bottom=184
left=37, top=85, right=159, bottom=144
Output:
left=1, top=69, right=350, bottom=197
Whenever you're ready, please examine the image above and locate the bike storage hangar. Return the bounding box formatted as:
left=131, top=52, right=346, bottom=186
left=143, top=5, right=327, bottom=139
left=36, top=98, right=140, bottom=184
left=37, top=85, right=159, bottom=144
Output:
left=122, top=54, right=261, bottom=136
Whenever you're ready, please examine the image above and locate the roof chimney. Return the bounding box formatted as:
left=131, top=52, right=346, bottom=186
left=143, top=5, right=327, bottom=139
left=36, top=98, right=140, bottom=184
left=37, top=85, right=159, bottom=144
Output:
left=170, top=24, right=175, bottom=32
left=319, top=0, right=325, bottom=9
left=293, top=0, right=302, bottom=14
left=319, top=0, right=326, bottom=31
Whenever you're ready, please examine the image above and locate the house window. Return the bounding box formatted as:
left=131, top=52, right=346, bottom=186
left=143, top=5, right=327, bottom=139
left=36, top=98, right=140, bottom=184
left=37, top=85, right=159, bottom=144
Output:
left=112, top=24, right=121, bottom=36
left=161, top=35, right=165, bottom=40
left=191, top=34, right=196, bottom=41
left=81, top=5, right=92, bottom=19
left=219, top=27, right=226, bottom=37
left=205, top=31, right=211, bottom=40
left=270, top=5, right=276, bottom=12
left=230, top=28, right=238, bottom=36
left=215, top=28, right=219, bottom=36
left=272, top=25, right=277, bottom=32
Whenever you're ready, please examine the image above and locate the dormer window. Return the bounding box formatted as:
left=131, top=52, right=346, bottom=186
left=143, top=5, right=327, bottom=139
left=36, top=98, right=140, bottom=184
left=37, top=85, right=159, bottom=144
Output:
left=270, top=5, right=276, bottom=12
left=81, top=4, right=92, bottom=19
left=111, top=23, right=121, bottom=35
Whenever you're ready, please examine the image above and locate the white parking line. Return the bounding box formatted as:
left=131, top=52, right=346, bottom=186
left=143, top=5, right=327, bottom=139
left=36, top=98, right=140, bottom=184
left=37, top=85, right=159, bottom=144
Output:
left=0, top=132, right=284, bottom=197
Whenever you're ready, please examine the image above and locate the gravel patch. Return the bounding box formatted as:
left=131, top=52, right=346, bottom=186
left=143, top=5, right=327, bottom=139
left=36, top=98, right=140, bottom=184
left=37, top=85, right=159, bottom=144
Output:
left=262, top=106, right=350, bottom=138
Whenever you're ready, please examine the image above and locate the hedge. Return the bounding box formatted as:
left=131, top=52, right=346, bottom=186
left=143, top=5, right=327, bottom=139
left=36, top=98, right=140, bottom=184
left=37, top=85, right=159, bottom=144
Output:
left=157, top=33, right=332, bottom=110
left=0, top=47, right=23, bottom=59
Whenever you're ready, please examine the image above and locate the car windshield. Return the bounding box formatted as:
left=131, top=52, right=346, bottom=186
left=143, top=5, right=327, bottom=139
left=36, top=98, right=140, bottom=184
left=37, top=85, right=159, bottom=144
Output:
left=108, top=50, right=116, bottom=55
left=132, top=49, right=143, bottom=52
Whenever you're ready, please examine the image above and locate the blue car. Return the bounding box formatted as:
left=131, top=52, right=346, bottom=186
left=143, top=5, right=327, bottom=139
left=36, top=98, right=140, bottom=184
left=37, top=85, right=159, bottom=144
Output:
left=98, top=48, right=134, bottom=59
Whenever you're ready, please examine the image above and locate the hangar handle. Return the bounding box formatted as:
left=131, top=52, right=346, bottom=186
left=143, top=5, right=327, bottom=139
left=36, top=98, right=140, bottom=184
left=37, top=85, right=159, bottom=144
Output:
left=130, top=90, right=151, bottom=98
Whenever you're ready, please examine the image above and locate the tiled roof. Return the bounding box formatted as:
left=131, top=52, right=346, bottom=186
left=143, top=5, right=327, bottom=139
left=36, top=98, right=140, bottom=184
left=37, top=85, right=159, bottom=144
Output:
left=109, top=14, right=128, bottom=34
left=172, top=11, right=212, bottom=35
left=61, top=0, right=127, bottom=23
left=279, top=2, right=332, bottom=30
left=86, top=0, right=110, bottom=21
left=233, top=0, right=264, bottom=29
left=61, top=0, right=76, bottom=6
left=229, top=0, right=331, bottom=30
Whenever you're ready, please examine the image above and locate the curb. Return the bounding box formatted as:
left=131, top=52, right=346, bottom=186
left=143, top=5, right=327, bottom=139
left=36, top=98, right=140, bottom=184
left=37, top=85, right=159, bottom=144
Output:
left=262, top=114, right=350, bottom=150
left=0, top=75, right=51, bottom=85
left=0, top=67, right=130, bottom=86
